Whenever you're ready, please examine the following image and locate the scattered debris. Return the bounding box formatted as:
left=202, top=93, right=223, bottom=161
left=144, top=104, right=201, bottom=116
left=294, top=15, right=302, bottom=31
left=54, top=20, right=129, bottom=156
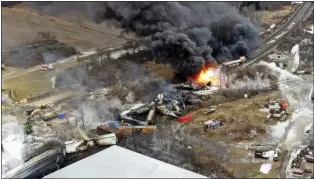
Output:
left=120, top=92, right=186, bottom=125
left=43, top=112, right=57, bottom=121
left=289, top=145, right=314, bottom=177
left=65, top=141, right=86, bottom=154
left=259, top=99, right=289, bottom=121
left=292, top=168, right=304, bottom=177
left=202, top=106, right=216, bottom=115
left=248, top=144, right=275, bottom=152
left=96, top=122, right=156, bottom=140
left=57, top=113, right=67, bottom=119
left=94, top=133, right=117, bottom=146
left=204, top=119, right=222, bottom=130
left=65, top=133, right=117, bottom=154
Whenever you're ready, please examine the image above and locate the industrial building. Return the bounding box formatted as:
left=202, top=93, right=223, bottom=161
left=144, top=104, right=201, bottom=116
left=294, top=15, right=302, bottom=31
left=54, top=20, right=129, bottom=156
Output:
left=45, top=145, right=207, bottom=178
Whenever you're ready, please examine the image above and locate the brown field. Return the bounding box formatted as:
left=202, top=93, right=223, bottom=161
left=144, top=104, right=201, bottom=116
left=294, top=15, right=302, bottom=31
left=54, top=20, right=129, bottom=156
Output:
left=186, top=90, right=284, bottom=142
left=143, top=61, right=175, bottom=80
left=2, top=5, right=127, bottom=51
left=256, top=5, right=296, bottom=31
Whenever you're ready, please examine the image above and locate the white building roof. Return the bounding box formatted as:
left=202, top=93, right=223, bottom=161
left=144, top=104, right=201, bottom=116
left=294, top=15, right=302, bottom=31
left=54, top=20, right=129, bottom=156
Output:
left=45, top=145, right=207, bottom=178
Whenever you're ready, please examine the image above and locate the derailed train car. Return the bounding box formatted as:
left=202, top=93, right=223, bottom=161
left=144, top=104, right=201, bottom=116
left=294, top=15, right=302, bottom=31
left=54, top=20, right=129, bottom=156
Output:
left=3, top=146, right=66, bottom=179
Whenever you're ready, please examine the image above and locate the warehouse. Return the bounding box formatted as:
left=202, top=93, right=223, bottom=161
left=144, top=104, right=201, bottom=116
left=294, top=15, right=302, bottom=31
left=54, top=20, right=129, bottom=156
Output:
left=45, top=145, right=207, bottom=178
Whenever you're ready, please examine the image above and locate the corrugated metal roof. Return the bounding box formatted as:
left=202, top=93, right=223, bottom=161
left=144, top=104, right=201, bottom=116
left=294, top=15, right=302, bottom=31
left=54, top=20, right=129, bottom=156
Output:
left=45, top=145, right=207, bottom=178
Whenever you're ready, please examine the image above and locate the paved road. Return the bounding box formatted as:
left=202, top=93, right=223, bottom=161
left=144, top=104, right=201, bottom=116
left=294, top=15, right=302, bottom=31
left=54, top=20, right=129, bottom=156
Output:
left=2, top=50, right=96, bottom=80
left=241, top=2, right=313, bottom=69
left=2, top=44, right=125, bottom=100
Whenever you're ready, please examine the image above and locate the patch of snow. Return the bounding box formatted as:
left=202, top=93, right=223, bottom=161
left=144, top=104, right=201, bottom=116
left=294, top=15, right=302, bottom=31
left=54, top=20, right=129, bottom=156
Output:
left=290, top=44, right=300, bottom=73
left=260, top=163, right=272, bottom=174
left=51, top=76, right=56, bottom=89
left=267, top=24, right=276, bottom=32
left=259, top=108, right=270, bottom=112
left=287, top=22, right=295, bottom=29
left=81, top=50, right=97, bottom=56
left=110, top=50, right=127, bottom=59
left=269, top=120, right=291, bottom=139
left=267, top=40, right=275, bottom=44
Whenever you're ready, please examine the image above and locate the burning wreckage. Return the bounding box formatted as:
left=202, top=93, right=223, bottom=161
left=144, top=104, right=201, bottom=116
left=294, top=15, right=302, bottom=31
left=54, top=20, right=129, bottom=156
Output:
left=119, top=60, right=221, bottom=125
left=63, top=53, right=235, bottom=160
left=120, top=83, right=219, bottom=125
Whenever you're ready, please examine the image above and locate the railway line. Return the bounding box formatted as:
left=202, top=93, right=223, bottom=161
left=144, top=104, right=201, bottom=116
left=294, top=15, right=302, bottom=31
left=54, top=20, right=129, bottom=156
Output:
left=241, top=2, right=313, bottom=69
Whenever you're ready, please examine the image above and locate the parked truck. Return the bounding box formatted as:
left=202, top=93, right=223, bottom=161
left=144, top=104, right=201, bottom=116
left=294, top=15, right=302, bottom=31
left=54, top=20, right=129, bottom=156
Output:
left=40, top=65, right=54, bottom=71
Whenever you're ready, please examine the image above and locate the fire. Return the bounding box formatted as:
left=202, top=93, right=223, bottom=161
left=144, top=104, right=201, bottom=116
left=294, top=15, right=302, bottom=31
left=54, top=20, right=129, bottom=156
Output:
left=189, top=62, right=217, bottom=85
left=196, top=67, right=215, bottom=85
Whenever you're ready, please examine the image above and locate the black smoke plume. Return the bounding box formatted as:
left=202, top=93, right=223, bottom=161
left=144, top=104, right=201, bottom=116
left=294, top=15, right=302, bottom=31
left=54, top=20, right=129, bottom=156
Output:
left=89, top=2, right=259, bottom=77
left=25, top=2, right=259, bottom=77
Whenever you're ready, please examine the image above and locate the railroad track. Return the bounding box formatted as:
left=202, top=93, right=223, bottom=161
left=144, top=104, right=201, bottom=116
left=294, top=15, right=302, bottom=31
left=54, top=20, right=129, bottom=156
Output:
left=240, top=2, right=313, bottom=69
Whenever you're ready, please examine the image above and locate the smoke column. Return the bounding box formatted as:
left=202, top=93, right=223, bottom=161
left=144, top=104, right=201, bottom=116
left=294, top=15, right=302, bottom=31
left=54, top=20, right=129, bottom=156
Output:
left=26, top=2, right=259, bottom=77
left=87, top=2, right=259, bottom=76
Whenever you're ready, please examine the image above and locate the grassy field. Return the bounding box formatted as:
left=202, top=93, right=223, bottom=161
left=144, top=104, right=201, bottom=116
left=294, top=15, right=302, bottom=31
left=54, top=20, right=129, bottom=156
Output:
left=257, top=5, right=296, bottom=32
left=142, top=61, right=175, bottom=80
left=183, top=90, right=290, bottom=178
left=2, top=59, right=78, bottom=101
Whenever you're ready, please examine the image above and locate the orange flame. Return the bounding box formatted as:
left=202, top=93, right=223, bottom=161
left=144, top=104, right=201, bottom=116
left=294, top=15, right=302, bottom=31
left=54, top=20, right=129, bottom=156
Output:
left=196, top=68, right=215, bottom=84
left=189, top=62, right=217, bottom=85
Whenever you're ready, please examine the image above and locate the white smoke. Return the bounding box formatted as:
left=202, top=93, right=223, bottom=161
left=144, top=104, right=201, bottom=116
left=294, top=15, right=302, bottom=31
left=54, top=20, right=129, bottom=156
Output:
left=70, top=96, right=124, bottom=130
left=2, top=122, right=26, bottom=174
